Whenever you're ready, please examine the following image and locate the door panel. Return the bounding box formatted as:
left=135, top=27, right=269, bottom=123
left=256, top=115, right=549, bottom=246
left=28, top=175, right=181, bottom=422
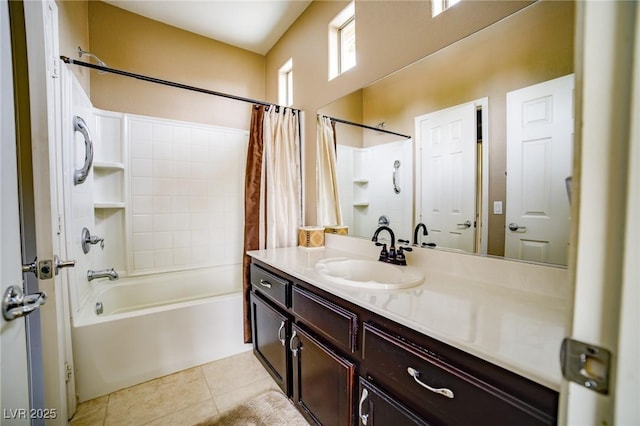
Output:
left=416, top=101, right=477, bottom=252
left=358, top=378, right=428, bottom=426
left=1, top=0, right=30, bottom=421
left=291, top=324, right=355, bottom=426
left=250, top=292, right=290, bottom=395
left=505, top=74, right=574, bottom=265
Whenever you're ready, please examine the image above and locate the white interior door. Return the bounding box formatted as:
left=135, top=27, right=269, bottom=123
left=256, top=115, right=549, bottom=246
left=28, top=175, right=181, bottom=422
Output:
left=505, top=74, right=574, bottom=265
left=1, top=0, right=30, bottom=422
left=561, top=2, right=639, bottom=424
left=416, top=101, right=477, bottom=251
left=24, top=0, right=76, bottom=422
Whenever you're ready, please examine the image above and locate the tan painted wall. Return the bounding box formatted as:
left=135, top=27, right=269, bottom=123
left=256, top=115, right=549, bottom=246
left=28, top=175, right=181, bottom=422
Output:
left=57, top=0, right=90, bottom=93
left=86, top=1, right=265, bottom=130
left=265, top=0, right=537, bottom=226
left=318, top=89, right=364, bottom=148
left=266, top=0, right=573, bottom=257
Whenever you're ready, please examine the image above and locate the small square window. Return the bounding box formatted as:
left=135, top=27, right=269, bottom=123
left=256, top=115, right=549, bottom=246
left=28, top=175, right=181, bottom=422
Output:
left=432, top=0, right=461, bottom=17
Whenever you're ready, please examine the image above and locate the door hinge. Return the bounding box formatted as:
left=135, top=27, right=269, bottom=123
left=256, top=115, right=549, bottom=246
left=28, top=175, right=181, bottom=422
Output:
left=65, top=362, right=73, bottom=383
left=51, top=57, right=60, bottom=79
left=560, top=338, right=611, bottom=394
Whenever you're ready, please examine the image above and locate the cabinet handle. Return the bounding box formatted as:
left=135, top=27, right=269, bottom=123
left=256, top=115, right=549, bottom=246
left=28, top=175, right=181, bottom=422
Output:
left=278, top=321, right=286, bottom=346
left=407, top=367, right=455, bottom=399
left=358, top=388, right=369, bottom=425
left=289, top=330, right=299, bottom=356
left=259, top=279, right=272, bottom=289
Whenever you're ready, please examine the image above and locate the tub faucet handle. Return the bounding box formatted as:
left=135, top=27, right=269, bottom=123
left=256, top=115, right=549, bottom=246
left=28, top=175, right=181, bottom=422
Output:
left=82, top=227, right=104, bottom=254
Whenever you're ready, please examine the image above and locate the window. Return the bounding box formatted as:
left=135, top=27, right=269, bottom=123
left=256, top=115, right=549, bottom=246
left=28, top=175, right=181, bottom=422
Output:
left=278, top=58, right=293, bottom=107
left=339, top=16, right=356, bottom=73
left=329, top=1, right=356, bottom=80
left=432, top=0, right=461, bottom=17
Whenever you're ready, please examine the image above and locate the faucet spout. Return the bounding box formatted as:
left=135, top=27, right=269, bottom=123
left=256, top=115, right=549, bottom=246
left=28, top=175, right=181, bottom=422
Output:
left=413, top=223, right=429, bottom=245
left=87, top=268, right=119, bottom=282
left=372, top=225, right=396, bottom=249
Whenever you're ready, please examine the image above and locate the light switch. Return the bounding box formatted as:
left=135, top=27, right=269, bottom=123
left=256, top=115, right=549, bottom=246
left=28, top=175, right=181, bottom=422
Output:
left=493, top=201, right=503, bottom=215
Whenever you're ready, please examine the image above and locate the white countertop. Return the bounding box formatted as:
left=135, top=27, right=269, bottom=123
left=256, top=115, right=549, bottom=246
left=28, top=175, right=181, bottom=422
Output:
left=247, top=235, right=569, bottom=391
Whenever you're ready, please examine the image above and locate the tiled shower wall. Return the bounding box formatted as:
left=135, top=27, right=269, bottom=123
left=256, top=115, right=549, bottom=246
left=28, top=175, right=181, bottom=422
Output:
left=128, top=116, right=248, bottom=273
left=336, top=139, right=413, bottom=240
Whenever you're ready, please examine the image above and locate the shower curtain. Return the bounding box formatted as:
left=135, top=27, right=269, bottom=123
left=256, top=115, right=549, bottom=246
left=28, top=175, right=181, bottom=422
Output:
left=316, top=115, right=343, bottom=226
left=242, top=105, right=302, bottom=342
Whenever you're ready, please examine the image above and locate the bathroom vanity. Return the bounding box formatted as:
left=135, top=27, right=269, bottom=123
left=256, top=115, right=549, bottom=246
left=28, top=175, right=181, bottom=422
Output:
left=247, top=236, right=567, bottom=426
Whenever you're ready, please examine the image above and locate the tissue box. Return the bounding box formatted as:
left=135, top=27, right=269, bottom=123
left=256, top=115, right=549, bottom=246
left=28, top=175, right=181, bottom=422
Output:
left=298, top=226, right=325, bottom=248
left=324, top=225, right=349, bottom=235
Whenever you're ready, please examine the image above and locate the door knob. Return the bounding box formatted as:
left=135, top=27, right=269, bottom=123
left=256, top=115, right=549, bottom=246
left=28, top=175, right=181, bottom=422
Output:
left=508, top=222, right=527, bottom=232
left=457, top=220, right=472, bottom=229
left=54, top=255, right=76, bottom=275
left=2, top=285, right=47, bottom=321
left=22, top=257, right=38, bottom=276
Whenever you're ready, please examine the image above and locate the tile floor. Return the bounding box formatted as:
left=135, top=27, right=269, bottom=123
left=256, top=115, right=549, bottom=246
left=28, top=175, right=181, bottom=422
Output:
left=69, top=350, right=281, bottom=426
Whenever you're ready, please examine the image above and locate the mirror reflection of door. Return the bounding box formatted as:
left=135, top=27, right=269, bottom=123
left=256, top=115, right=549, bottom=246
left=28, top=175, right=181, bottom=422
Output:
left=505, top=74, right=574, bottom=265
left=415, top=100, right=480, bottom=252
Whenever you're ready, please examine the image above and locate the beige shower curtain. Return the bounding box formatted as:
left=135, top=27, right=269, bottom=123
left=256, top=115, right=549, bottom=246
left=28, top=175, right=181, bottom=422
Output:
left=316, top=115, right=343, bottom=226
left=242, top=105, right=302, bottom=342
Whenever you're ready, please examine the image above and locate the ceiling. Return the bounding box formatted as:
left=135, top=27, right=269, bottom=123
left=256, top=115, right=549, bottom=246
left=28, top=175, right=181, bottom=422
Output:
left=103, top=0, right=312, bottom=55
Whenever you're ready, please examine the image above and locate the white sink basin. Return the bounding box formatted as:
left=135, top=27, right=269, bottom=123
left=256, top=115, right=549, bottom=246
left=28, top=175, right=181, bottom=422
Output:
left=315, top=257, right=424, bottom=289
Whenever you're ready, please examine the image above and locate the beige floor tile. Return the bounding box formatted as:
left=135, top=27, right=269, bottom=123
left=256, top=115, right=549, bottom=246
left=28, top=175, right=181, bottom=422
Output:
left=201, top=350, right=270, bottom=396
left=212, top=376, right=281, bottom=413
left=69, top=395, right=108, bottom=426
left=142, top=399, right=219, bottom=426
left=105, top=367, right=211, bottom=426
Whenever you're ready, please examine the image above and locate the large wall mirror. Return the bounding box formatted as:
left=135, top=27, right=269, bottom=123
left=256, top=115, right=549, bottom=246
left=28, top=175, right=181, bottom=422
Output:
left=317, top=1, right=574, bottom=266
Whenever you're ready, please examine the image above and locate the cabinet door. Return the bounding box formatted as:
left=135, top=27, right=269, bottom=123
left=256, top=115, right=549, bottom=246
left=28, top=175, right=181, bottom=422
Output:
left=358, top=378, right=429, bottom=426
left=251, top=292, right=290, bottom=395
left=291, top=324, right=355, bottom=426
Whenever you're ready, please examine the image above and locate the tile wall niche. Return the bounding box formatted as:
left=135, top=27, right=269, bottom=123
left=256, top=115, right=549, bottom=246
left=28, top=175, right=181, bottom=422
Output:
left=127, top=116, right=249, bottom=274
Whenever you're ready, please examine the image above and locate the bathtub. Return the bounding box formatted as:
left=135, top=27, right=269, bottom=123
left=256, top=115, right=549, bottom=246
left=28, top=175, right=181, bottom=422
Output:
left=71, top=265, right=251, bottom=402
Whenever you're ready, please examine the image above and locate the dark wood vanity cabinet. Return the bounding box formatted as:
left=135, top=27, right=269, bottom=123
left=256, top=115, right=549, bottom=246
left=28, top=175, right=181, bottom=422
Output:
left=249, top=260, right=558, bottom=426
left=250, top=263, right=356, bottom=425
left=361, top=323, right=556, bottom=426
left=290, top=324, right=355, bottom=426
left=250, top=292, right=291, bottom=395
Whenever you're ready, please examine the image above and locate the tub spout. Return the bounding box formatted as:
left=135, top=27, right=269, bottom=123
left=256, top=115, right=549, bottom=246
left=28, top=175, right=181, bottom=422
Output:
left=87, top=268, right=119, bottom=282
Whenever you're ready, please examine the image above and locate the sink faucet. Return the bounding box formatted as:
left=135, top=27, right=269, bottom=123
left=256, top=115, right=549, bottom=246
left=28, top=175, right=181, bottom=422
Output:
left=413, top=223, right=428, bottom=245
left=87, top=268, right=119, bottom=282
left=372, top=226, right=412, bottom=265
left=372, top=225, right=396, bottom=249
left=413, top=223, right=436, bottom=248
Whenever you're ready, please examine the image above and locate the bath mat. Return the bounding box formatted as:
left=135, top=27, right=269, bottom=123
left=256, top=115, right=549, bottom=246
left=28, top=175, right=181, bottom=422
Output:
left=196, top=390, right=310, bottom=426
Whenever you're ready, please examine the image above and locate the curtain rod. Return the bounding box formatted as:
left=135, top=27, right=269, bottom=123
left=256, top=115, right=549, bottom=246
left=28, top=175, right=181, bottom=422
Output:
left=60, top=56, right=299, bottom=112
left=324, top=115, right=411, bottom=139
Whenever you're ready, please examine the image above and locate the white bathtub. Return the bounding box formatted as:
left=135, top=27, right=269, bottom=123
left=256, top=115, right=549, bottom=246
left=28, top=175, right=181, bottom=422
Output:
left=71, top=265, right=251, bottom=402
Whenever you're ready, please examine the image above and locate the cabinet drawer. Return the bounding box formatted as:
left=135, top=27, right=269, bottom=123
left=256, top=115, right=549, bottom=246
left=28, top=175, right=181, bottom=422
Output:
left=250, top=263, right=290, bottom=309
left=292, top=286, right=358, bottom=353
left=362, top=323, right=554, bottom=426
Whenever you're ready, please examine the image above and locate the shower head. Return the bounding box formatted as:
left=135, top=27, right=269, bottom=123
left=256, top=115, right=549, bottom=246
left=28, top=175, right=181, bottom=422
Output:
left=77, top=46, right=108, bottom=74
